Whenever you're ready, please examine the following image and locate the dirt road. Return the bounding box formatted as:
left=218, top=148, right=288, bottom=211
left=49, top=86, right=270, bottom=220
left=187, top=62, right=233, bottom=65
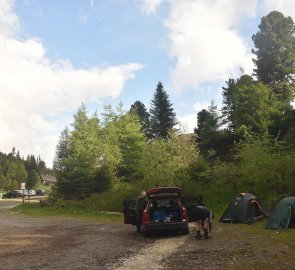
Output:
left=0, top=200, right=294, bottom=270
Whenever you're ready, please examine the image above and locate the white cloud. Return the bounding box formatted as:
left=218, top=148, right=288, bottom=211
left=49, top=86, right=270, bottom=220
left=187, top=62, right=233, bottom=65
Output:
left=0, top=0, right=19, bottom=36
left=177, top=114, right=196, bottom=133
left=143, top=0, right=257, bottom=91
left=193, top=101, right=211, bottom=112
left=262, top=0, right=295, bottom=19
left=0, top=1, right=143, bottom=167
left=142, top=0, right=164, bottom=14
left=164, top=0, right=257, bottom=91
left=177, top=102, right=211, bottom=133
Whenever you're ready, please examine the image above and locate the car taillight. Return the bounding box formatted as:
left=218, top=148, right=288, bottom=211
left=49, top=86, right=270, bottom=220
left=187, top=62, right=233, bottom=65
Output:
left=142, top=209, right=149, bottom=224
left=182, top=207, right=188, bottom=222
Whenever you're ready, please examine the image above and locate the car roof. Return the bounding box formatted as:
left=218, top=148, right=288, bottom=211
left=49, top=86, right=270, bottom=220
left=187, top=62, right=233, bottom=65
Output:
left=146, top=187, right=181, bottom=198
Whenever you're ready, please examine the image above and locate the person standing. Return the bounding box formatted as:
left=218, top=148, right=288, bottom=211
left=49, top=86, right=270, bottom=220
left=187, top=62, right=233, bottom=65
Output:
left=135, top=191, right=147, bottom=233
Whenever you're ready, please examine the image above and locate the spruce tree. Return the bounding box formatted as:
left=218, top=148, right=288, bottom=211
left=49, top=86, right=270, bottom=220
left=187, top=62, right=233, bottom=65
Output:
left=221, top=78, right=236, bottom=131
left=194, top=101, right=220, bottom=155
left=252, top=11, right=295, bottom=104
left=149, top=82, right=177, bottom=139
left=130, top=100, right=150, bottom=137
left=53, top=127, right=70, bottom=173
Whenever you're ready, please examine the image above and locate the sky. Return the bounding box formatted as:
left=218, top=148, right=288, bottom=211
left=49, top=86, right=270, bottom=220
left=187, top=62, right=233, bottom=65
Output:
left=1, top=0, right=295, bottom=167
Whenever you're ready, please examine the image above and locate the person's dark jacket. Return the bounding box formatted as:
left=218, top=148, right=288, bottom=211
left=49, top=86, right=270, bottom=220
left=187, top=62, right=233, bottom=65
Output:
left=135, top=195, right=147, bottom=214
left=190, top=206, right=211, bottom=222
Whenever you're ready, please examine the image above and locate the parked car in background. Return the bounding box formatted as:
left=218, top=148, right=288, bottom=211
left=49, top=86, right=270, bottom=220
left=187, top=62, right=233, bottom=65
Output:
left=5, top=190, right=24, bottom=198
left=124, top=187, right=194, bottom=235
left=35, top=189, right=46, bottom=196
left=21, top=189, right=36, bottom=196
left=28, top=189, right=36, bottom=196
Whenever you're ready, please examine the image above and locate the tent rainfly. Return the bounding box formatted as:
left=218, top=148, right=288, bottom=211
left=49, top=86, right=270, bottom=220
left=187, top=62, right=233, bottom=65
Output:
left=266, top=197, right=295, bottom=230
left=220, top=193, right=269, bottom=224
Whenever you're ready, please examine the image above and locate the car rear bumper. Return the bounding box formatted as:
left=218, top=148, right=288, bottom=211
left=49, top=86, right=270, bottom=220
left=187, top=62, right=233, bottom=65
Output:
left=142, top=221, right=188, bottom=232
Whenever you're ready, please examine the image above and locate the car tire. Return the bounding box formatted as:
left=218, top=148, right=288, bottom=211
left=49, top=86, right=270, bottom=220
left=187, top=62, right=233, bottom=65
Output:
left=182, top=228, right=190, bottom=235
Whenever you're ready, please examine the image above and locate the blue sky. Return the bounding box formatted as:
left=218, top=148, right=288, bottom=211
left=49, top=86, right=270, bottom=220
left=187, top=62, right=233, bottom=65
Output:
left=0, top=0, right=294, bottom=167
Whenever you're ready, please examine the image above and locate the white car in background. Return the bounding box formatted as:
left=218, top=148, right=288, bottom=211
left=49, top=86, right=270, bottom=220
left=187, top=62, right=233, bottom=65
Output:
left=28, top=190, right=36, bottom=196
left=23, top=190, right=36, bottom=196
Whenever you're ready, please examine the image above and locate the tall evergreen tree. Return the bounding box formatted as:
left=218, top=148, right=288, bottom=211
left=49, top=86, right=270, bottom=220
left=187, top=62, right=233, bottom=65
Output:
left=25, top=155, right=37, bottom=172
left=195, top=101, right=220, bottom=137
left=221, top=78, right=237, bottom=131
left=194, top=101, right=220, bottom=156
left=130, top=100, right=150, bottom=137
left=149, top=82, right=177, bottom=139
left=26, top=169, right=39, bottom=190
left=53, top=127, right=70, bottom=173
left=252, top=11, right=295, bottom=104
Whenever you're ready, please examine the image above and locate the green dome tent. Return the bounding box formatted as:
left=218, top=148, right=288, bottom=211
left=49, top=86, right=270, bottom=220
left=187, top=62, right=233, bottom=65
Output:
left=266, top=197, right=295, bottom=230
left=220, top=193, right=269, bottom=224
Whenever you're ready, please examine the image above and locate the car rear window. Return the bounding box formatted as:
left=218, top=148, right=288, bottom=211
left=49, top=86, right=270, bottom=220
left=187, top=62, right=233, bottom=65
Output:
left=149, top=193, right=179, bottom=199
left=151, top=199, right=179, bottom=207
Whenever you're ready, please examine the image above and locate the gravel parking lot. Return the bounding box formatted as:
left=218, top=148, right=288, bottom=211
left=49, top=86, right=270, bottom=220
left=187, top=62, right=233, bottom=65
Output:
left=0, top=200, right=294, bottom=270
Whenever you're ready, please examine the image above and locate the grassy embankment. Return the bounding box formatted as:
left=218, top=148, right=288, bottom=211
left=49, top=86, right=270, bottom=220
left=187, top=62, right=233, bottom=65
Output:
left=9, top=182, right=292, bottom=235
left=10, top=202, right=123, bottom=223
left=9, top=181, right=232, bottom=223
left=36, top=183, right=52, bottom=192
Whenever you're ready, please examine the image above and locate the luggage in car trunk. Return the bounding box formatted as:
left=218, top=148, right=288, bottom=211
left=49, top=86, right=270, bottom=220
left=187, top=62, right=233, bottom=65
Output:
left=149, top=199, right=181, bottom=223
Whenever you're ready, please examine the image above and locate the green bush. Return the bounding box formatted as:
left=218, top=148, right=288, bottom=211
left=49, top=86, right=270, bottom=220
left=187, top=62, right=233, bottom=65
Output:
left=181, top=182, right=237, bottom=215
left=53, top=182, right=145, bottom=212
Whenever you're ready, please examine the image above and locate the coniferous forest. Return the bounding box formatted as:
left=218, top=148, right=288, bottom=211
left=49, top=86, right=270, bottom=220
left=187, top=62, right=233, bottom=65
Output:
left=0, top=148, right=51, bottom=191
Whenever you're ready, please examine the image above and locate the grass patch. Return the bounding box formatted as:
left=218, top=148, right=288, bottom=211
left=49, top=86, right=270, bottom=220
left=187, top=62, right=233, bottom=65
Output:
left=10, top=203, right=123, bottom=223
left=35, top=183, right=52, bottom=193
left=241, top=219, right=295, bottom=247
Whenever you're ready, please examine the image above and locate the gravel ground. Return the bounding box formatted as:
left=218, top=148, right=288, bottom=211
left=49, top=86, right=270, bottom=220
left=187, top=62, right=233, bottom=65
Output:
left=0, top=200, right=154, bottom=270
left=1, top=200, right=294, bottom=270
left=161, top=222, right=295, bottom=270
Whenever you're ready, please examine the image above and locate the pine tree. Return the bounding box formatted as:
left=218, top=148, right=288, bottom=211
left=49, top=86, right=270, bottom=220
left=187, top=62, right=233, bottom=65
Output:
left=149, top=82, right=177, bottom=139
left=53, top=127, right=70, bottom=173
left=252, top=11, right=295, bottom=104
left=26, top=170, right=39, bottom=190
left=194, top=101, right=220, bottom=154
left=221, top=78, right=237, bottom=131
left=130, top=100, right=150, bottom=137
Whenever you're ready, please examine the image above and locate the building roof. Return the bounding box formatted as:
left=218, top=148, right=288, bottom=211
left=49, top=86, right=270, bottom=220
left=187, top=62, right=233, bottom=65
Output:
left=178, top=133, right=196, bottom=143
left=40, top=174, right=57, bottom=183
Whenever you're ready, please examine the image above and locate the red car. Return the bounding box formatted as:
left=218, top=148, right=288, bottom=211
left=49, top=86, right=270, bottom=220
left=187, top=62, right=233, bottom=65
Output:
left=124, top=187, right=202, bottom=235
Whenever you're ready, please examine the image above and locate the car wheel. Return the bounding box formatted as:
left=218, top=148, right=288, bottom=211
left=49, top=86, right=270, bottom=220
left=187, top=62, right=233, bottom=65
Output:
left=182, top=228, right=189, bottom=235
left=141, top=230, right=147, bottom=236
